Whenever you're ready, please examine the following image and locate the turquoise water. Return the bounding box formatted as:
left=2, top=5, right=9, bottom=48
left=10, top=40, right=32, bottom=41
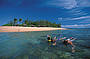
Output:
left=0, top=29, right=90, bottom=59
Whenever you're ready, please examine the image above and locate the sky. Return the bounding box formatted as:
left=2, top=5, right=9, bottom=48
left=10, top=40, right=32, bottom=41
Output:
left=0, top=0, right=90, bottom=28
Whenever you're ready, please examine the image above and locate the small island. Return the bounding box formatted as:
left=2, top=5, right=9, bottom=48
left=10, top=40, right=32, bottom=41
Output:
left=0, top=18, right=67, bottom=32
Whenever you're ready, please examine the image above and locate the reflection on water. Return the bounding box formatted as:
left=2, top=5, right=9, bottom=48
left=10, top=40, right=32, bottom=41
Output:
left=0, top=29, right=90, bottom=59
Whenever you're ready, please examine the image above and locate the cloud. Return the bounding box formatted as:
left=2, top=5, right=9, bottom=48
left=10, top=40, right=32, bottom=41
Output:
left=1, top=0, right=90, bottom=9
left=46, top=0, right=77, bottom=9
left=46, top=0, right=90, bottom=9
left=68, top=8, right=88, bottom=16
left=58, top=16, right=90, bottom=25
left=58, top=16, right=90, bottom=21
left=77, top=0, right=90, bottom=7
left=79, top=19, right=90, bottom=23
left=71, top=16, right=90, bottom=20
left=62, top=24, right=90, bottom=28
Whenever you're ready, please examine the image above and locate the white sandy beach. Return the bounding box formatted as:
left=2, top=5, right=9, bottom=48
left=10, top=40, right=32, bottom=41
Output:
left=0, top=26, right=67, bottom=32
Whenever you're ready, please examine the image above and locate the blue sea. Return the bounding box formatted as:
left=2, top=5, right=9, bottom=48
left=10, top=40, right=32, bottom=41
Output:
left=0, top=28, right=90, bottom=59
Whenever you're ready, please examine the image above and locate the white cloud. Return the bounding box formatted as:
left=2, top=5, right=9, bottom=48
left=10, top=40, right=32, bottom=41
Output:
left=77, top=0, right=90, bottom=7
left=58, top=16, right=90, bottom=21
left=73, top=12, right=88, bottom=16
left=46, top=0, right=90, bottom=9
left=71, top=16, right=90, bottom=20
left=68, top=8, right=88, bottom=16
left=62, top=24, right=90, bottom=28
left=46, top=0, right=77, bottom=9
left=79, top=19, right=90, bottom=23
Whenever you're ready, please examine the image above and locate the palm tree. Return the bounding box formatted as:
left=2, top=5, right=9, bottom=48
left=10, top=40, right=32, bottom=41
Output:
left=19, top=18, right=22, bottom=25
left=14, top=18, right=18, bottom=26
left=9, top=21, right=13, bottom=26
left=24, top=20, right=29, bottom=27
left=25, top=20, right=28, bottom=24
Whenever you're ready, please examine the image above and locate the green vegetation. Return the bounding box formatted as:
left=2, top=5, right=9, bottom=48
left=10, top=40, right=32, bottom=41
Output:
left=14, top=18, right=18, bottom=26
left=3, top=18, right=61, bottom=27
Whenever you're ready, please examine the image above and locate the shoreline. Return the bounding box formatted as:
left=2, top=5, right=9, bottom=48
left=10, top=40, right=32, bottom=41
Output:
left=0, top=26, right=68, bottom=32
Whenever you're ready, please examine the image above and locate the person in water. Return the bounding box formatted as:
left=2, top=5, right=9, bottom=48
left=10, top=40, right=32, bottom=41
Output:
left=67, top=37, right=76, bottom=53
left=61, top=37, right=68, bottom=46
left=47, top=35, right=53, bottom=45
left=47, top=35, right=57, bottom=46
left=61, top=37, right=76, bottom=53
left=66, top=37, right=76, bottom=47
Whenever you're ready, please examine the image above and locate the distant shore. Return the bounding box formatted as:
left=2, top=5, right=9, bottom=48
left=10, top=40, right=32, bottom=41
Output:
left=0, top=26, right=67, bottom=32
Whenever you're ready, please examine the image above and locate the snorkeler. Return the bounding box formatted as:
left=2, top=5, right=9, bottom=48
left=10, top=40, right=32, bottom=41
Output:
left=61, top=37, right=76, bottom=46
left=67, top=37, right=76, bottom=53
left=61, top=37, right=68, bottom=47
left=66, top=37, right=76, bottom=47
left=47, top=35, right=51, bottom=42
left=47, top=35, right=53, bottom=45
left=47, top=35, right=57, bottom=46
left=61, top=37, right=76, bottom=53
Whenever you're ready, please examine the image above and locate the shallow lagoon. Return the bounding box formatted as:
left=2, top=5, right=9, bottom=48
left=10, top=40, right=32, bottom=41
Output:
left=0, top=29, right=90, bottom=59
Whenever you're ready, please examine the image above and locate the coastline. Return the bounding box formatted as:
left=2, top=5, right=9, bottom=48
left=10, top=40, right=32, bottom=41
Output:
left=0, top=26, right=68, bottom=32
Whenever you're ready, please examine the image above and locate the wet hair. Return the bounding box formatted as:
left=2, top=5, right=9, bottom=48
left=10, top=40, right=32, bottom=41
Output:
left=63, top=40, right=68, bottom=46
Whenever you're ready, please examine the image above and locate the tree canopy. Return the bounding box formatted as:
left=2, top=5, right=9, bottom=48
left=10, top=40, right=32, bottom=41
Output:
left=3, top=18, right=61, bottom=28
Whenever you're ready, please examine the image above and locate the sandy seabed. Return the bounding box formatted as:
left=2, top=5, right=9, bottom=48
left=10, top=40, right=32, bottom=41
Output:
left=0, top=26, right=67, bottom=32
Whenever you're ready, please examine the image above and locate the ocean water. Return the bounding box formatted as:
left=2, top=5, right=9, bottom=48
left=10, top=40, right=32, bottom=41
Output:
left=0, top=29, right=90, bottom=59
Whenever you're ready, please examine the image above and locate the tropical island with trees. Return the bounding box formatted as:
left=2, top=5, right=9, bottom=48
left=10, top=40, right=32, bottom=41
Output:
left=0, top=18, right=67, bottom=32
left=3, top=18, right=61, bottom=27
